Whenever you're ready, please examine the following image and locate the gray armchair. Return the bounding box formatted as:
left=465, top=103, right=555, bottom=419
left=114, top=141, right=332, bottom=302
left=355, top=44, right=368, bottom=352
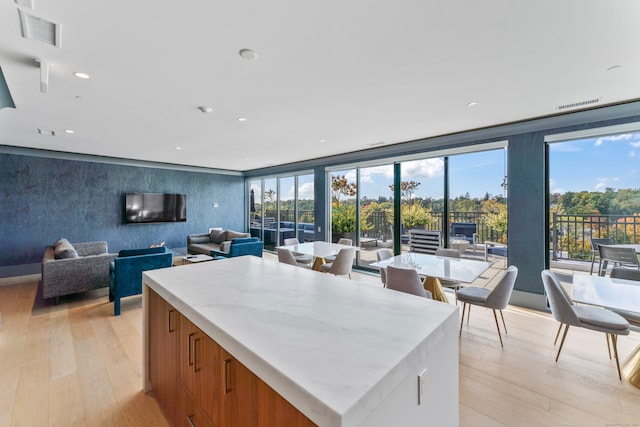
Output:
left=541, top=269, right=630, bottom=380
left=457, top=265, right=518, bottom=347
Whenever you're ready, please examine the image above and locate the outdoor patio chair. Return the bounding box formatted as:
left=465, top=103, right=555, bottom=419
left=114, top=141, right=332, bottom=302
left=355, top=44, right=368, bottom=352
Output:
left=597, top=245, right=640, bottom=276
left=541, top=269, right=630, bottom=380
left=457, top=265, right=518, bottom=347
left=589, top=237, right=613, bottom=275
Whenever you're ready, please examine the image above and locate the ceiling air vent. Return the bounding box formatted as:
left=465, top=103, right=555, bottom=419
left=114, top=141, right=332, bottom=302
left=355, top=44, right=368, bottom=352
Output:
left=557, top=98, right=601, bottom=111
left=18, top=9, right=60, bottom=48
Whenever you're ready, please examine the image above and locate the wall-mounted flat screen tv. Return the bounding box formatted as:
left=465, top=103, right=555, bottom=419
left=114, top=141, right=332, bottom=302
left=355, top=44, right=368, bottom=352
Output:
left=125, top=193, right=186, bottom=223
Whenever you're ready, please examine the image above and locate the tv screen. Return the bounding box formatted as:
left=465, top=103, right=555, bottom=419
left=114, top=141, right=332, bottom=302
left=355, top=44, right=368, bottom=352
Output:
left=125, top=193, right=186, bottom=223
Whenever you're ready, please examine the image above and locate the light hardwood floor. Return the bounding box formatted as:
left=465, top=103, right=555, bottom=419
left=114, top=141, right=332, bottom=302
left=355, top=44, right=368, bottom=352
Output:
left=1, top=263, right=639, bottom=427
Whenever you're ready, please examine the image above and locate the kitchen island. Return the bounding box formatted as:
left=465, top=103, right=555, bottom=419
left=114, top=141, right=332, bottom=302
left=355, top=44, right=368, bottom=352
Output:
left=142, top=256, right=459, bottom=426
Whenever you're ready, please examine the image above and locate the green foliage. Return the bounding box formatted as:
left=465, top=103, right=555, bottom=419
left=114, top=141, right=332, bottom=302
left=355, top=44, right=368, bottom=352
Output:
left=401, top=204, right=435, bottom=229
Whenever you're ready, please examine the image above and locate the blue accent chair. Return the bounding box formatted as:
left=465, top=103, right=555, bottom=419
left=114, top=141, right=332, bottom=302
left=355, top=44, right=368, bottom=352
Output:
left=109, top=246, right=173, bottom=316
left=212, top=237, right=264, bottom=259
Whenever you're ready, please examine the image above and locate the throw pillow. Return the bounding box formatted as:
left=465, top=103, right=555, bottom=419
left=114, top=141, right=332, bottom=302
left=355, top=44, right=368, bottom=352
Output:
left=210, top=229, right=227, bottom=244
left=227, top=230, right=250, bottom=240
left=54, top=239, right=79, bottom=259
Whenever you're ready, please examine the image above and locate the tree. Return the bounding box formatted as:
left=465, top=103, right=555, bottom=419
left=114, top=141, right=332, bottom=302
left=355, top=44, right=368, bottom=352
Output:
left=331, top=175, right=356, bottom=204
left=389, top=180, right=421, bottom=204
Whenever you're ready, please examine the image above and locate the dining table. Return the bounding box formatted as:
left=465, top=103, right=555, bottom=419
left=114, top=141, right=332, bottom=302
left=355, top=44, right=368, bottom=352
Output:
left=277, top=241, right=360, bottom=271
left=572, top=274, right=640, bottom=388
left=371, top=252, right=492, bottom=303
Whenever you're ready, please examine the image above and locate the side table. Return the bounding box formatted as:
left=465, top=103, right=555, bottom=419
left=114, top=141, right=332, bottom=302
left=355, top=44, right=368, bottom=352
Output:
left=182, top=254, right=214, bottom=265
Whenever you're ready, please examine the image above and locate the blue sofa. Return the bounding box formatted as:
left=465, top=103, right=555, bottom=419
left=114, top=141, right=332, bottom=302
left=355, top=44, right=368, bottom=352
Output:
left=450, top=222, right=477, bottom=244
left=211, top=237, right=264, bottom=259
left=109, top=246, right=173, bottom=316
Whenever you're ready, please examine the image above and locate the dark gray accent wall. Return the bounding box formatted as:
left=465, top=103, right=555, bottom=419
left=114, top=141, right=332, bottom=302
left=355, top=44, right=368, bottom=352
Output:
left=507, top=132, right=546, bottom=294
left=0, top=153, right=245, bottom=267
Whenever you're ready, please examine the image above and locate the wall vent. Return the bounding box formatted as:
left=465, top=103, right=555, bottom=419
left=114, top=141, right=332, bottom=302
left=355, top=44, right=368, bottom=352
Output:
left=557, top=98, right=601, bottom=111
left=18, top=9, right=60, bottom=48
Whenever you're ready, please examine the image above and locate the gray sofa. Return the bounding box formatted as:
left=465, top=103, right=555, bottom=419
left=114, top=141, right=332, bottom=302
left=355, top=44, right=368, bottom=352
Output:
left=187, top=229, right=251, bottom=255
left=41, top=239, right=117, bottom=301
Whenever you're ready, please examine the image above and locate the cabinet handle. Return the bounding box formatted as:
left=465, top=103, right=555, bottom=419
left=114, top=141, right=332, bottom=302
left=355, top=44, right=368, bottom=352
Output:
left=188, top=333, right=196, bottom=367
left=168, top=309, right=175, bottom=333
left=186, top=414, right=196, bottom=427
left=224, top=358, right=232, bottom=394
left=193, top=338, right=201, bottom=373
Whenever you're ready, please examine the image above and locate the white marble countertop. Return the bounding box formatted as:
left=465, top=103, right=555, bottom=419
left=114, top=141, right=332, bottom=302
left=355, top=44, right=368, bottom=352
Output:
left=143, top=256, right=458, bottom=426
left=371, top=252, right=491, bottom=283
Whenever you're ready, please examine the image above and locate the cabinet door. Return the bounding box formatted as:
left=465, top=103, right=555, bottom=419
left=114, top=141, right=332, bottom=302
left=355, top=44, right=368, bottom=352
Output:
left=222, top=350, right=259, bottom=426
left=148, top=289, right=178, bottom=424
left=176, top=382, right=215, bottom=427
left=257, top=381, right=316, bottom=427
left=179, top=317, right=223, bottom=426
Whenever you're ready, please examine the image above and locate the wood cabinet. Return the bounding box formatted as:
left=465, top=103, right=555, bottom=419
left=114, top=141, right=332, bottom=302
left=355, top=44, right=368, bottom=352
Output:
left=148, top=291, right=316, bottom=427
left=148, top=289, right=178, bottom=423
left=178, top=316, right=223, bottom=427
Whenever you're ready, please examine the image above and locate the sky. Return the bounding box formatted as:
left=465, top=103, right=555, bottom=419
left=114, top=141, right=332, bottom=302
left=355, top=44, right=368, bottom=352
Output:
left=549, top=132, right=640, bottom=194
left=251, top=131, right=640, bottom=202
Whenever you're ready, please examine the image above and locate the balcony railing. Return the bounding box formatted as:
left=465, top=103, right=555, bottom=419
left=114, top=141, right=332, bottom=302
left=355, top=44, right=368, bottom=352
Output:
left=551, top=213, right=640, bottom=261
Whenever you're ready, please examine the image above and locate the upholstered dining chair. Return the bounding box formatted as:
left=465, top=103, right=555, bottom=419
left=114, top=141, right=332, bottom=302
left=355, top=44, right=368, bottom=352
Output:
left=276, top=247, right=300, bottom=266
left=435, top=248, right=462, bottom=301
left=376, top=248, right=394, bottom=286
left=319, top=247, right=356, bottom=279
left=324, top=238, right=353, bottom=263
left=541, top=269, right=630, bottom=380
left=589, top=237, right=613, bottom=275
left=385, top=265, right=432, bottom=299
left=597, top=244, right=640, bottom=276
left=609, top=267, right=640, bottom=327
left=456, top=265, right=518, bottom=347
left=283, top=238, right=313, bottom=265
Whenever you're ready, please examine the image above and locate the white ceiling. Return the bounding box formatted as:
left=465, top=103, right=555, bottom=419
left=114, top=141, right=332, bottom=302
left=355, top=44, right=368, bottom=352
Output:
left=1, top=1, right=639, bottom=172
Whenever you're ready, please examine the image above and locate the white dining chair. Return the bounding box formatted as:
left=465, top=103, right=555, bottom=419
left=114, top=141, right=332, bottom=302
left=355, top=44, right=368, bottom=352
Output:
left=283, top=238, right=313, bottom=265
left=541, top=269, right=630, bottom=380
left=319, top=247, right=356, bottom=279
left=386, top=265, right=432, bottom=299
left=376, top=248, right=394, bottom=286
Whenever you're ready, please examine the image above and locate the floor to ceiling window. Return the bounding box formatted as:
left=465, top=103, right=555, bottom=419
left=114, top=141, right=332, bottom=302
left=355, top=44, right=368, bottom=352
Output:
left=399, top=157, right=445, bottom=254
left=358, top=164, right=394, bottom=268
left=547, top=128, right=640, bottom=262
left=448, top=149, right=508, bottom=249
left=248, top=172, right=315, bottom=251
left=326, top=142, right=508, bottom=271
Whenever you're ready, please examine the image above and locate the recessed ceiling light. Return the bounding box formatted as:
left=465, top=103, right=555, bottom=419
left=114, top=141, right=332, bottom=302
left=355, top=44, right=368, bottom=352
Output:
left=73, top=72, right=90, bottom=79
left=319, top=139, right=327, bottom=143
left=238, top=117, right=247, bottom=122
left=239, top=49, right=257, bottom=60
left=64, top=129, right=74, bottom=134
left=467, top=101, right=478, bottom=107
left=606, top=65, right=622, bottom=72
left=175, top=146, right=182, bottom=150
